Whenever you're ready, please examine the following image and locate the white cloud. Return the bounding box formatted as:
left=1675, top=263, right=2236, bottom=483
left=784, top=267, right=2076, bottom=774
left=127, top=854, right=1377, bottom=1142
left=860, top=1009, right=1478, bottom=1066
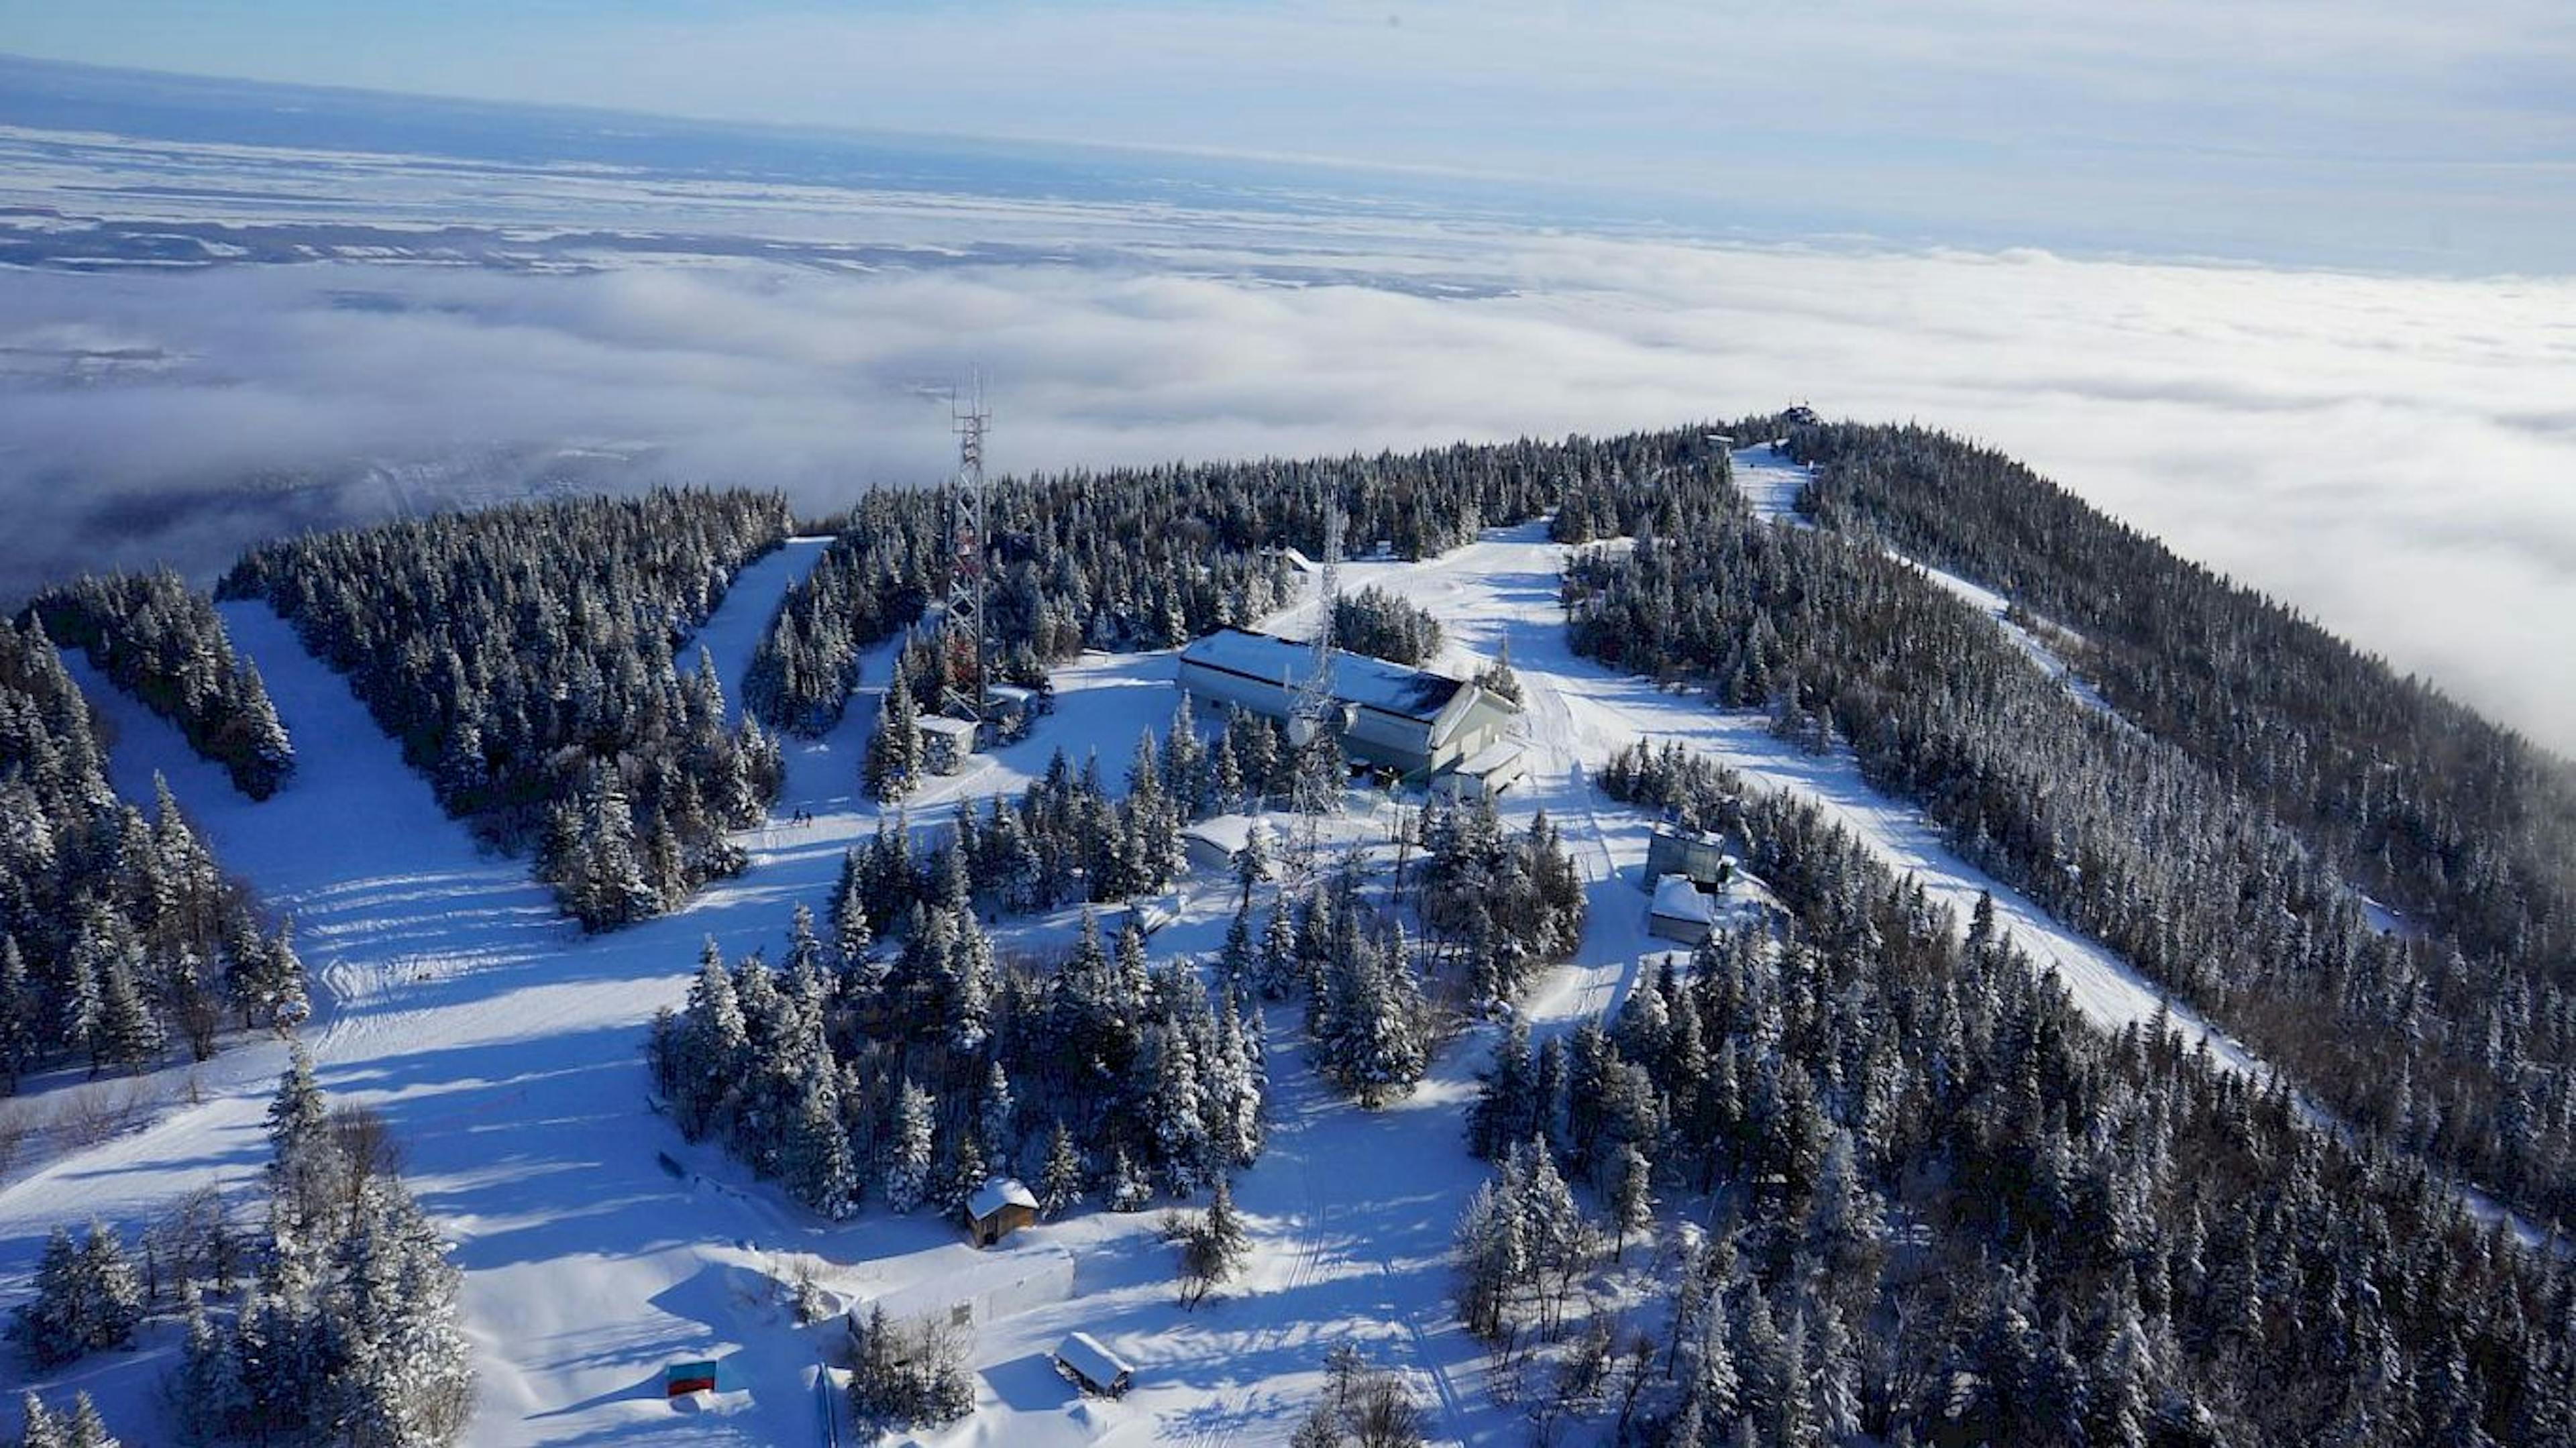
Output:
left=3, top=239, right=2573, bottom=753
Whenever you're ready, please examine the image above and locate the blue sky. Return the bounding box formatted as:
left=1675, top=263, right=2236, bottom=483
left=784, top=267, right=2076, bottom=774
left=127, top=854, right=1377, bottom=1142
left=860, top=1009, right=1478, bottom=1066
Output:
left=3, top=0, right=2571, bottom=272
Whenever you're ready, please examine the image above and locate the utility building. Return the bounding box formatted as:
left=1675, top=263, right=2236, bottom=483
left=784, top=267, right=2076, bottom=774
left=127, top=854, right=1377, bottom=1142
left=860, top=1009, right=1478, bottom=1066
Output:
left=964, top=1178, right=1039, bottom=1247
left=1177, top=627, right=1521, bottom=782
left=916, top=715, right=979, bottom=775
left=1648, top=873, right=1721, bottom=945
left=1646, top=825, right=1734, bottom=891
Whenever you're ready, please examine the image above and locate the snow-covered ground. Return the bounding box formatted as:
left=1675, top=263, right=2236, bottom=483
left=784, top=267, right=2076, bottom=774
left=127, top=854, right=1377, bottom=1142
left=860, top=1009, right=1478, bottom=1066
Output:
left=5, top=537, right=1566, bottom=1447
left=1, top=496, right=2530, bottom=1445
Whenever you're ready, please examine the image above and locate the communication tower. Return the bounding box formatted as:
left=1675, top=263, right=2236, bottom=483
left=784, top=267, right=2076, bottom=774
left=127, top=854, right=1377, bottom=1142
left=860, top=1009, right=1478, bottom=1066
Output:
left=943, top=372, right=991, bottom=724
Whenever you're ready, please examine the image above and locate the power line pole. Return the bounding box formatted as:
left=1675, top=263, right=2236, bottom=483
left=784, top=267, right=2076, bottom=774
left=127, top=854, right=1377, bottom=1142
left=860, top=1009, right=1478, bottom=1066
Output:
left=943, top=370, right=991, bottom=725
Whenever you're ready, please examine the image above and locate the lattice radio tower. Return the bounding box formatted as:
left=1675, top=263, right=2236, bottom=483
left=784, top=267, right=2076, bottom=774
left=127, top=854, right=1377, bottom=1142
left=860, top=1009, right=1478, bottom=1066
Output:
left=942, top=371, right=992, bottom=724
left=1287, top=499, right=1344, bottom=879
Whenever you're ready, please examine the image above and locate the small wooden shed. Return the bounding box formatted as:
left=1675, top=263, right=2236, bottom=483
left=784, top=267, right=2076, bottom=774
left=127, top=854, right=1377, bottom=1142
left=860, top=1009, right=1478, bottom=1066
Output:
left=1051, top=1331, right=1136, bottom=1398
left=965, top=1177, right=1039, bottom=1247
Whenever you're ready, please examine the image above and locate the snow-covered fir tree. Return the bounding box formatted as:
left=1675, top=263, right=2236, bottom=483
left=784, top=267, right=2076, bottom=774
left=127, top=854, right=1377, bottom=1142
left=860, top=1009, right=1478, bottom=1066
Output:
left=882, top=1078, right=936, bottom=1215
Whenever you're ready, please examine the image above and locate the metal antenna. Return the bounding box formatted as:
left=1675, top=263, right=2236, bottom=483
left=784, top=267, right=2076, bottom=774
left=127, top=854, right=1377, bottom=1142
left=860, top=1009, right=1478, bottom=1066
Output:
left=943, top=369, right=992, bottom=724
left=1287, top=498, right=1344, bottom=881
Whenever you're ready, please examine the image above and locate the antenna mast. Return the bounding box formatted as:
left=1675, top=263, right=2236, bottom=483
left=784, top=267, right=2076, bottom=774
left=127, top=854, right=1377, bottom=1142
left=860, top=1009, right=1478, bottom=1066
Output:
left=1287, top=498, right=1344, bottom=879
left=943, top=370, right=992, bottom=724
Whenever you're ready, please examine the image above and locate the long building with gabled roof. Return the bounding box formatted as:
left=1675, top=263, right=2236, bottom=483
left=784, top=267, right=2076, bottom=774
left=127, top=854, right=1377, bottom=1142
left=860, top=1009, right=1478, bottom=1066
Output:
left=1177, top=626, right=1522, bottom=783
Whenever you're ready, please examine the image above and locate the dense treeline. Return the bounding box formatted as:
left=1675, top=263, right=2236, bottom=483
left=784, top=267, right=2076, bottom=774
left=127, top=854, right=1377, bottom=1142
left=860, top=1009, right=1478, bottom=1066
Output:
left=0, top=622, right=299, bottom=1090
left=752, top=431, right=1719, bottom=734
left=848, top=702, right=1291, bottom=921
left=1468, top=737, right=2576, bottom=1446
left=11, top=1054, right=470, bottom=1445
left=1565, top=474, right=2576, bottom=1227
left=743, top=493, right=934, bottom=736
left=24, top=570, right=294, bottom=799
left=1286, top=791, right=1585, bottom=1107
left=1333, top=585, right=1445, bottom=667
left=167, top=1051, right=473, bottom=1444
left=1786, top=421, right=2576, bottom=977
left=649, top=899, right=1266, bottom=1220
left=220, top=490, right=792, bottom=929
left=1413, top=793, right=1589, bottom=1013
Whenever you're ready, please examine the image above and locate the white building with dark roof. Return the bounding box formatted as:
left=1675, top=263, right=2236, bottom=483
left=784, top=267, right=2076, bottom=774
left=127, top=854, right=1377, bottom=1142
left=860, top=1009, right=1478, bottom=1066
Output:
left=1177, top=627, right=1521, bottom=781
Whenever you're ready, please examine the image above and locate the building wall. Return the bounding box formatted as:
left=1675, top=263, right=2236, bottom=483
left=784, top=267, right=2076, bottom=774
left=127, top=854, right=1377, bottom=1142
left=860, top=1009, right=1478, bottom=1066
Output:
left=1647, top=832, right=1731, bottom=888
left=1342, top=707, right=1436, bottom=775
left=1180, top=658, right=1439, bottom=775
left=1649, top=911, right=1715, bottom=945
left=1178, top=658, right=1293, bottom=726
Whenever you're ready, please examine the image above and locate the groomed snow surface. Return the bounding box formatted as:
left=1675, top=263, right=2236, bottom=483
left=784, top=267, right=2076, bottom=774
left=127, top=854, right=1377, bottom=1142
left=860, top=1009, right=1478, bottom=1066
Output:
left=0, top=504, right=2329, bottom=1445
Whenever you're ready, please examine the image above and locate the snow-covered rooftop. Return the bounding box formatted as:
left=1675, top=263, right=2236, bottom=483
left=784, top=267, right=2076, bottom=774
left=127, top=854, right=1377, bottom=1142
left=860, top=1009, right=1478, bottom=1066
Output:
left=1180, top=627, right=1474, bottom=723
left=848, top=1242, right=1074, bottom=1330
left=1183, top=814, right=1274, bottom=855
left=1454, top=737, right=1525, bottom=777
left=1651, top=873, right=1719, bottom=926
left=969, top=1177, right=1039, bottom=1220
left=1053, top=1331, right=1135, bottom=1388
left=917, top=715, right=979, bottom=740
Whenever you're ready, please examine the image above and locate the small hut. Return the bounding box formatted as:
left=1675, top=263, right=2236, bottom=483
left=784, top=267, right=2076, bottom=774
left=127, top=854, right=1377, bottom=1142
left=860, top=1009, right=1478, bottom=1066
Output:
left=916, top=716, right=979, bottom=775
left=965, top=1178, right=1038, bottom=1248
left=1051, top=1332, right=1136, bottom=1398
left=1648, top=873, right=1720, bottom=945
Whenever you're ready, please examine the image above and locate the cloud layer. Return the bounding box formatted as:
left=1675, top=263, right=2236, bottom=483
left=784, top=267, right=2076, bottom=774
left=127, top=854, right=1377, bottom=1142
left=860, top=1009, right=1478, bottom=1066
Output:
left=5, top=241, right=2573, bottom=753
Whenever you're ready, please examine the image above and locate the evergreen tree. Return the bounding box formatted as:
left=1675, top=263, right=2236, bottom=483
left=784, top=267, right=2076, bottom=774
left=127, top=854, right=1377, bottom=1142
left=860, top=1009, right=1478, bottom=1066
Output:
left=11, top=1221, right=141, bottom=1367
left=172, top=1282, right=241, bottom=1445
left=267, top=1045, right=331, bottom=1177
left=13, top=1392, right=59, bottom=1448
left=781, top=1053, right=859, bottom=1219
left=1104, top=1148, right=1152, bottom=1213
left=1609, top=1141, right=1654, bottom=1262
left=883, top=1079, right=935, bottom=1215
left=89, top=945, right=163, bottom=1074
left=979, top=1060, right=1017, bottom=1171
left=1232, top=824, right=1271, bottom=909
left=1468, top=1014, right=1536, bottom=1159
left=865, top=667, right=922, bottom=803
left=0, top=937, right=38, bottom=1090
left=1176, top=1176, right=1250, bottom=1308
left=1318, top=936, right=1427, bottom=1109
left=1218, top=899, right=1258, bottom=997
left=1038, top=1120, right=1087, bottom=1217
left=1258, top=897, right=1299, bottom=1000
left=58, top=1396, right=115, bottom=1448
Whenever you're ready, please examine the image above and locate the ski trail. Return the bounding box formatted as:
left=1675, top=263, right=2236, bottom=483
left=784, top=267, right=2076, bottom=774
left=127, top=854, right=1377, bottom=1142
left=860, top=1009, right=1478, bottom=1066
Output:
left=1181, top=1135, right=1326, bottom=1448
left=10, top=539, right=863, bottom=1447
